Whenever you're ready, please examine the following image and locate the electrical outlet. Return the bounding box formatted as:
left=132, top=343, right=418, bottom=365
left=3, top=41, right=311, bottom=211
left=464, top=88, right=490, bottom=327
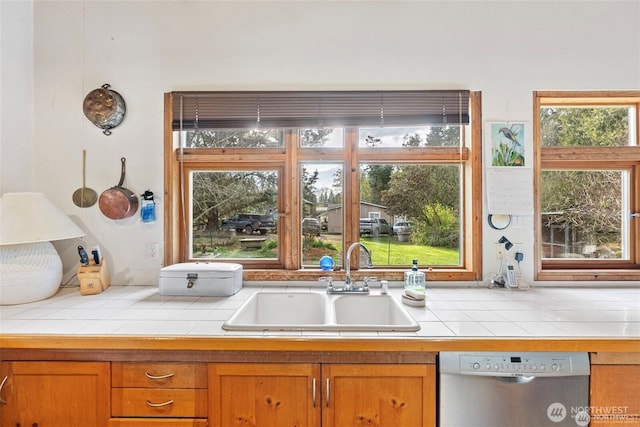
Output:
left=147, top=242, right=159, bottom=260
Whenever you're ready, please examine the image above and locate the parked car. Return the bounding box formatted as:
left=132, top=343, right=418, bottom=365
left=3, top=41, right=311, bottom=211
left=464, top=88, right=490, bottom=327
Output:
left=359, top=218, right=390, bottom=237
left=393, top=221, right=413, bottom=234
left=302, top=218, right=321, bottom=236
left=221, top=213, right=276, bottom=235
left=258, top=215, right=277, bottom=233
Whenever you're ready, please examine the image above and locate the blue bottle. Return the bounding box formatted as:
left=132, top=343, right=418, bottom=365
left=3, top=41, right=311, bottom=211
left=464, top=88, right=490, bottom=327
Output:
left=141, top=190, right=156, bottom=223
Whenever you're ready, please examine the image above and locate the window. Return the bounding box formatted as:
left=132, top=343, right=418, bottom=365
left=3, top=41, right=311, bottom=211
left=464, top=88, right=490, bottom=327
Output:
left=534, top=91, right=640, bottom=281
left=164, top=91, right=482, bottom=282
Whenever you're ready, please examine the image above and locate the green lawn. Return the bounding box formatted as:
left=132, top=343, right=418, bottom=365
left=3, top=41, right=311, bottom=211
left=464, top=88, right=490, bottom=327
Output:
left=193, top=232, right=460, bottom=266
left=359, top=236, right=459, bottom=266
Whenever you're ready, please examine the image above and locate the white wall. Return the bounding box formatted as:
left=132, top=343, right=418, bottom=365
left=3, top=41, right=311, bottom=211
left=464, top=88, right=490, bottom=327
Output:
left=2, top=0, right=639, bottom=285
left=1, top=0, right=34, bottom=192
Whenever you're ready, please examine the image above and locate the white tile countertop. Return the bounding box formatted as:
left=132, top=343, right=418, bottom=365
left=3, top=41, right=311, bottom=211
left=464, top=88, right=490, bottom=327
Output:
left=1, top=285, right=639, bottom=338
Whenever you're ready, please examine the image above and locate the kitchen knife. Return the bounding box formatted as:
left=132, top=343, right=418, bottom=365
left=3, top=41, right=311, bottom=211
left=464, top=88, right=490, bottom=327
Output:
left=91, top=249, right=100, bottom=265
left=78, top=245, right=89, bottom=266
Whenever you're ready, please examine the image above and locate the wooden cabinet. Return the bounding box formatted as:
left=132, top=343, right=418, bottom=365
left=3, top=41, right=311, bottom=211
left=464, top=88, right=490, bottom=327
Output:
left=590, top=353, right=640, bottom=427
left=0, top=361, right=110, bottom=427
left=323, top=364, right=436, bottom=427
left=209, top=363, right=321, bottom=427
left=208, top=363, right=436, bottom=427
left=110, top=362, right=207, bottom=426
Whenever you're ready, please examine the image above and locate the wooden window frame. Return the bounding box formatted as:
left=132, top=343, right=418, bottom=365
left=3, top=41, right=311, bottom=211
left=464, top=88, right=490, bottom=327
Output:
left=164, top=91, right=483, bottom=282
left=534, top=91, right=640, bottom=281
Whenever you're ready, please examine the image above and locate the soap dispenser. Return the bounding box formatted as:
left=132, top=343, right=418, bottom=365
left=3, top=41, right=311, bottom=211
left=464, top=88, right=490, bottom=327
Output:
left=402, top=259, right=425, bottom=306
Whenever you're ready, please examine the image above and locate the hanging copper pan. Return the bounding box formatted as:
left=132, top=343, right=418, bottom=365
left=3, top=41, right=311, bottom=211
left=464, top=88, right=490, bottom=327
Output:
left=83, top=83, right=126, bottom=135
left=99, top=157, right=138, bottom=220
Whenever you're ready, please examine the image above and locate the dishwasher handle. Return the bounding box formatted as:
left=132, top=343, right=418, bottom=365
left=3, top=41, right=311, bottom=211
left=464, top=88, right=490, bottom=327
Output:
left=495, top=376, right=535, bottom=384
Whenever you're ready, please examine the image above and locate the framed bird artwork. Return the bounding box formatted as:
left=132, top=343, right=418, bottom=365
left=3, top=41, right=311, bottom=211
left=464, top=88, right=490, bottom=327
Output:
left=488, top=122, right=526, bottom=167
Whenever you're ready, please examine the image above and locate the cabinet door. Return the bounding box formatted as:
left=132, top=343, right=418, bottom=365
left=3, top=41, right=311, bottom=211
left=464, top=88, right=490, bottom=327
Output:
left=0, top=361, right=110, bottom=427
left=322, top=364, right=436, bottom=427
left=590, top=365, right=640, bottom=426
left=208, top=363, right=320, bottom=427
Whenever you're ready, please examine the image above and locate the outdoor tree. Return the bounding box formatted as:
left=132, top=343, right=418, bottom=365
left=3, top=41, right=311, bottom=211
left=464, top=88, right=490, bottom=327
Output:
left=359, top=169, right=372, bottom=203
left=188, top=129, right=281, bottom=232
left=187, top=129, right=284, bottom=148
left=539, top=107, right=628, bottom=256
left=189, top=128, right=334, bottom=233
left=302, top=167, right=320, bottom=216
left=330, top=168, right=343, bottom=203
left=192, top=171, right=277, bottom=231
left=362, top=165, right=393, bottom=205
left=378, top=126, right=461, bottom=246
left=300, top=128, right=334, bottom=146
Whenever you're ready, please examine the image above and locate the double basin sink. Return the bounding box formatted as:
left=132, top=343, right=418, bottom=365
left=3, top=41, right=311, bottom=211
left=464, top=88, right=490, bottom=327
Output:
left=223, top=291, right=420, bottom=332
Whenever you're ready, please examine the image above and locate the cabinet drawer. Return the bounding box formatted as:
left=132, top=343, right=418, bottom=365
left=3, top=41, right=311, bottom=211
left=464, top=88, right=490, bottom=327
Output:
left=108, top=419, right=207, bottom=426
left=112, top=388, right=208, bottom=417
left=112, top=362, right=207, bottom=388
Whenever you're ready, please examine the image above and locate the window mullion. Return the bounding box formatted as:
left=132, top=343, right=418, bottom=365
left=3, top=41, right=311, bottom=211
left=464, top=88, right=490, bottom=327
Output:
left=344, top=128, right=359, bottom=251
left=285, top=130, right=300, bottom=269
left=633, top=165, right=640, bottom=265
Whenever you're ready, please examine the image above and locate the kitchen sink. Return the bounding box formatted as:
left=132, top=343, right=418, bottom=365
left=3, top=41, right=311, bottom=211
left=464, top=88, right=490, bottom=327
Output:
left=222, top=291, right=420, bottom=332
left=332, top=294, right=417, bottom=328
left=223, top=292, right=328, bottom=329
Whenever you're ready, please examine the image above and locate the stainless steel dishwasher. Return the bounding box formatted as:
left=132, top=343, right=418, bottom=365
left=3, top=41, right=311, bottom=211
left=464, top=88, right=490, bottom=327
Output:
left=439, top=352, right=590, bottom=427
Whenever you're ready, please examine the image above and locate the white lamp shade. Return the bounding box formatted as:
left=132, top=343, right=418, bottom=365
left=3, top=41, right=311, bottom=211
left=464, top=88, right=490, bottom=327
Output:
left=0, top=192, right=85, bottom=245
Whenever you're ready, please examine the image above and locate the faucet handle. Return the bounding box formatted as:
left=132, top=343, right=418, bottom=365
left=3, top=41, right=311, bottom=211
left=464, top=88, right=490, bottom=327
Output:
left=319, top=276, right=334, bottom=291
left=362, top=276, right=378, bottom=291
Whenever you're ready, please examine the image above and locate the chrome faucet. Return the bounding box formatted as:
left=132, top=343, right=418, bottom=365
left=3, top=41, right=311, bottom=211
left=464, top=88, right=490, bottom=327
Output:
left=345, top=242, right=372, bottom=289
left=322, top=242, right=374, bottom=294
left=325, top=242, right=369, bottom=293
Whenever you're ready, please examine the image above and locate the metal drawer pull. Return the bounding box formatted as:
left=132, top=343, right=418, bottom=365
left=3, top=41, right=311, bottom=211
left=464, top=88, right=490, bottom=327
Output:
left=312, top=378, right=316, bottom=408
left=145, top=371, right=175, bottom=380
left=325, top=378, right=330, bottom=408
left=0, top=376, right=8, bottom=404
left=146, top=399, right=175, bottom=407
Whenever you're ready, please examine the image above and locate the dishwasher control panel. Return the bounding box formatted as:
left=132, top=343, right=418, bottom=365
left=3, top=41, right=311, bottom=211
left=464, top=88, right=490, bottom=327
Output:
left=440, top=352, right=590, bottom=377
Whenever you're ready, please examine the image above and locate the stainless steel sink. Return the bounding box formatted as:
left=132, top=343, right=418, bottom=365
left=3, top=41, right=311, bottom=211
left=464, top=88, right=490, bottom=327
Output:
left=222, top=291, right=420, bottom=332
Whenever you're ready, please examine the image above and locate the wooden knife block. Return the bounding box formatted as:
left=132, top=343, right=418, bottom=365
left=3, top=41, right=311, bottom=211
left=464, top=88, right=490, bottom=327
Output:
left=78, top=259, right=111, bottom=295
